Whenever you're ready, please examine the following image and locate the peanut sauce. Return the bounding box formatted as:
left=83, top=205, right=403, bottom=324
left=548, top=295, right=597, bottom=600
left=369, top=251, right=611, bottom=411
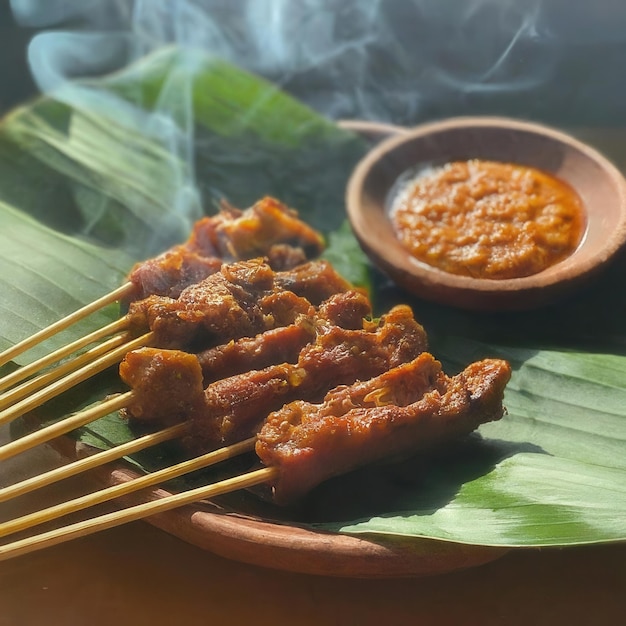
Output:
left=389, top=160, right=586, bottom=280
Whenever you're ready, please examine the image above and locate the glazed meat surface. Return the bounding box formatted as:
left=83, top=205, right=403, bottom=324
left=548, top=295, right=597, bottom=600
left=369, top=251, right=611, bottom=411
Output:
left=210, top=196, right=325, bottom=261
left=316, top=289, right=372, bottom=330
left=127, top=197, right=325, bottom=300
left=196, top=290, right=371, bottom=383
left=190, top=304, right=428, bottom=450
left=256, top=353, right=512, bottom=504
left=119, top=348, right=205, bottom=425
left=273, top=259, right=353, bottom=304
left=114, top=205, right=513, bottom=507
left=127, top=247, right=223, bottom=301
left=127, top=259, right=353, bottom=350
left=197, top=318, right=316, bottom=383
left=119, top=304, right=429, bottom=451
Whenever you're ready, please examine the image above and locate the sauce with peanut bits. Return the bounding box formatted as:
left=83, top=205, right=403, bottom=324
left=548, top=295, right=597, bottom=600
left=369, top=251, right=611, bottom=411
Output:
left=390, top=160, right=586, bottom=279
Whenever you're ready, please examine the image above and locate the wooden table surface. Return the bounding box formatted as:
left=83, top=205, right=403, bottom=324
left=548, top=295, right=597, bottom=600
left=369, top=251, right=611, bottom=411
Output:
left=1, top=425, right=624, bottom=626
left=1, top=523, right=624, bottom=626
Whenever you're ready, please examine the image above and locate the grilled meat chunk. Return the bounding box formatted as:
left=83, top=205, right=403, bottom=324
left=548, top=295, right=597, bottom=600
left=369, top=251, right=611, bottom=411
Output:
left=119, top=348, right=205, bottom=426
left=119, top=304, right=428, bottom=450
left=273, top=260, right=353, bottom=305
left=197, top=318, right=316, bottom=384
left=256, top=354, right=512, bottom=504
left=317, top=289, right=372, bottom=330
left=127, top=259, right=352, bottom=350
left=126, top=197, right=325, bottom=301
left=211, top=196, right=324, bottom=261
left=127, top=247, right=223, bottom=301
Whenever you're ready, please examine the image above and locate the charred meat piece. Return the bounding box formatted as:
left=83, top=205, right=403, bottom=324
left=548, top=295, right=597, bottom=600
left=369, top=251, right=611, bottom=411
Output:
left=210, top=196, right=325, bottom=261
left=198, top=317, right=317, bottom=383
left=264, top=243, right=308, bottom=271
left=127, top=247, right=223, bottom=301
left=126, top=197, right=325, bottom=301
left=291, top=304, right=427, bottom=398
left=273, top=260, right=353, bottom=305
left=316, top=289, right=372, bottom=330
left=119, top=304, right=429, bottom=451
left=119, top=348, right=205, bottom=427
left=372, top=304, right=429, bottom=366
left=196, top=290, right=370, bottom=383
left=256, top=290, right=314, bottom=329
left=127, top=259, right=353, bottom=350
left=256, top=354, right=512, bottom=504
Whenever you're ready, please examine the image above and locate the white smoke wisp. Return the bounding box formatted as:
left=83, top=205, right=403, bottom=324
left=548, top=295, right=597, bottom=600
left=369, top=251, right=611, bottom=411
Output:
left=10, top=0, right=579, bottom=122
left=9, top=0, right=626, bottom=248
left=12, top=0, right=626, bottom=122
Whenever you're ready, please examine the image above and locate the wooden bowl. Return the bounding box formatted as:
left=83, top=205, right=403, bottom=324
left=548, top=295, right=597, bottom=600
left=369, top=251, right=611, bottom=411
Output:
left=345, top=117, right=626, bottom=311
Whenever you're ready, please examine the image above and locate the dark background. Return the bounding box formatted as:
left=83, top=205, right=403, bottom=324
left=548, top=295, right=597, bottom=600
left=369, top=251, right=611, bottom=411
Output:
left=0, top=2, right=36, bottom=114
left=2, top=0, right=626, bottom=128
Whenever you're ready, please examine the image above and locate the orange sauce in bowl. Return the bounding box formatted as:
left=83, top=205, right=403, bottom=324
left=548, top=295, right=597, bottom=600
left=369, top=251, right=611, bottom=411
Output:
left=389, top=160, right=586, bottom=280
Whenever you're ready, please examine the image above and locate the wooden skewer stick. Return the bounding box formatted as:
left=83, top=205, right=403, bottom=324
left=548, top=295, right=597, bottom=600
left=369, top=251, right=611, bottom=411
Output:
left=0, top=283, right=133, bottom=368
left=0, top=331, right=153, bottom=430
left=0, top=392, right=133, bottom=462
left=0, top=423, right=188, bottom=503
left=0, top=466, right=277, bottom=562
left=0, top=436, right=258, bottom=539
left=0, top=317, right=130, bottom=394
left=0, top=332, right=130, bottom=412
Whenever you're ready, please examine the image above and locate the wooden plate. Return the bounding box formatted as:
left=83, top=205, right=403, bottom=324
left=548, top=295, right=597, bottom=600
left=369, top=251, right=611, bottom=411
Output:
left=20, top=119, right=514, bottom=578
left=51, top=436, right=507, bottom=579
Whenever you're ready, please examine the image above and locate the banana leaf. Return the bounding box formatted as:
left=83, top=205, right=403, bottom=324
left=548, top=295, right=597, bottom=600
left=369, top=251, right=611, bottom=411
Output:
left=1, top=47, right=625, bottom=548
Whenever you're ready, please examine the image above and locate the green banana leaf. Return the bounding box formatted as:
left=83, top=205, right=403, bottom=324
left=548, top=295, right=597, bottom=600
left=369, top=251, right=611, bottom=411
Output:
left=1, top=47, right=625, bottom=548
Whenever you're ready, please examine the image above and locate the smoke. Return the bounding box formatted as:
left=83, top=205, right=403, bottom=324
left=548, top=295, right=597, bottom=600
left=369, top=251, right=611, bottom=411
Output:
left=11, top=0, right=626, bottom=124
left=8, top=0, right=626, bottom=249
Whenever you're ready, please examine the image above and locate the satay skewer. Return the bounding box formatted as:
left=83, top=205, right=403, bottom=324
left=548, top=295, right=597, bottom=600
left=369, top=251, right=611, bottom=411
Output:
left=0, top=331, right=153, bottom=432
left=0, top=465, right=276, bottom=563
left=0, top=436, right=257, bottom=540
left=0, top=318, right=131, bottom=394
left=0, top=283, right=133, bottom=369
left=0, top=351, right=511, bottom=563
left=0, top=197, right=326, bottom=382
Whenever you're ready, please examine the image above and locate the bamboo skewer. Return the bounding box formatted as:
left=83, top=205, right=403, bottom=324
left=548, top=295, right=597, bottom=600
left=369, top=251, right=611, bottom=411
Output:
left=0, top=206, right=347, bottom=562
left=0, top=332, right=131, bottom=412
left=0, top=283, right=133, bottom=368
left=0, top=392, right=133, bottom=462
left=0, top=436, right=258, bottom=539
left=0, top=317, right=130, bottom=394
left=0, top=358, right=268, bottom=561
left=0, top=466, right=277, bottom=562
left=0, top=332, right=153, bottom=430
left=0, top=423, right=188, bottom=503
